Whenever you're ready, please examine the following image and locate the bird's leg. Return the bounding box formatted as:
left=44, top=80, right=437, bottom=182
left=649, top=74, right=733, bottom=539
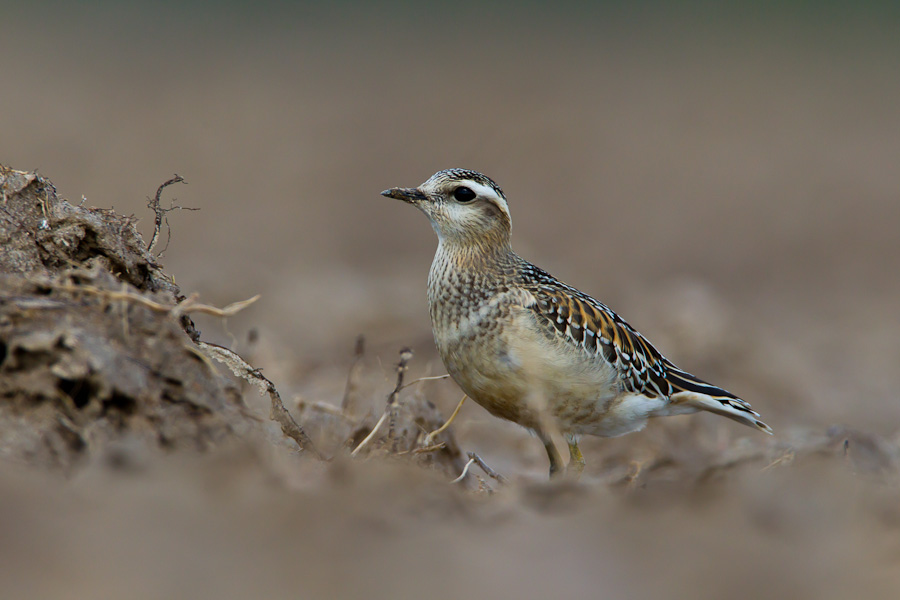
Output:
left=625, top=459, right=647, bottom=488
left=536, top=427, right=564, bottom=478
left=566, top=434, right=585, bottom=477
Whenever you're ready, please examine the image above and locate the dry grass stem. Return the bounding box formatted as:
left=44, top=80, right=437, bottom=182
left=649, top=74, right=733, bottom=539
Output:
left=399, top=373, right=451, bottom=390
left=424, top=394, right=467, bottom=446
left=350, top=410, right=388, bottom=457
left=301, top=400, right=354, bottom=420
left=763, top=449, right=796, bottom=471
left=411, top=442, right=447, bottom=454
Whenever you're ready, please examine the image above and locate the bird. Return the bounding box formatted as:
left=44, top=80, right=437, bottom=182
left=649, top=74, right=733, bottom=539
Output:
left=381, top=168, right=772, bottom=477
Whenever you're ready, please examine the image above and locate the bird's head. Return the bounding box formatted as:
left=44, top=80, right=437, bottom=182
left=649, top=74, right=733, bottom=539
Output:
left=382, top=169, right=511, bottom=247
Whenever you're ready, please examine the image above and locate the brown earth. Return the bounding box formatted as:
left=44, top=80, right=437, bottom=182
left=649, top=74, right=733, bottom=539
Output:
left=2, top=3, right=900, bottom=599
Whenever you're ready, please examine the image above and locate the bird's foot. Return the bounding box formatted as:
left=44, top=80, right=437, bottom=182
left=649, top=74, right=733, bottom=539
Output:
left=566, top=439, right=586, bottom=480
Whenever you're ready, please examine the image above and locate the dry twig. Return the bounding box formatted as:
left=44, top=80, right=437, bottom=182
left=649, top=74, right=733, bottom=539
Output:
left=386, top=348, right=414, bottom=452
left=341, top=335, right=366, bottom=411
left=198, top=341, right=323, bottom=459
left=147, top=174, right=196, bottom=256
left=350, top=347, right=413, bottom=457
left=450, top=452, right=506, bottom=487
left=467, top=451, right=508, bottom=484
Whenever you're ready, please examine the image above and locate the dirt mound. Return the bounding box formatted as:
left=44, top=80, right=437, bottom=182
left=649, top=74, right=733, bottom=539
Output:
left=0, top=166, right=244, bottom=469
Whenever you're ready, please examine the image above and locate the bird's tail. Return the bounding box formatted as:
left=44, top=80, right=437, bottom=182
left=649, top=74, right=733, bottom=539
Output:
left=666, top=368, right=773, bottom=434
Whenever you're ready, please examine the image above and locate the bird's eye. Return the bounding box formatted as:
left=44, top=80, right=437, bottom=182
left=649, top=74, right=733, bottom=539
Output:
left=453, top=186, right=477, bottom=203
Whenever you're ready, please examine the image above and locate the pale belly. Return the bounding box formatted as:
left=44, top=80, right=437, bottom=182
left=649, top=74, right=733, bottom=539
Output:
left=433, top=305, right=659, bottom=437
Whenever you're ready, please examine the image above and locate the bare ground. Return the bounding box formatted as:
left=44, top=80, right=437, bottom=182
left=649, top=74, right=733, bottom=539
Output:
left=2, top=163, right=898, bottom=598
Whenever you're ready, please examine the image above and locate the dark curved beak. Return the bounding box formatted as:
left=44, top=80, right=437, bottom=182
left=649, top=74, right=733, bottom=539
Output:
left=381, top=187, right=428, bottom=204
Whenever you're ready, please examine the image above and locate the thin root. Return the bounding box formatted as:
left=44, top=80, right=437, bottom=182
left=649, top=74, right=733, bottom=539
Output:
left=55, top=283, right=259, bottom=319
left=451, top=457, right=476, bottom=483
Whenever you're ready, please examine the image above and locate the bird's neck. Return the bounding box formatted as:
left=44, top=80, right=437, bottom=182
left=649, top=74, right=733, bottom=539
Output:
left=433, top=235, right=515, bottom=273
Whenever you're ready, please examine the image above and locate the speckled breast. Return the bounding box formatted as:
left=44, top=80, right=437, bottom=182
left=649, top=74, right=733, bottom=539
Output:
left=426, top=252, right=533, bottom=424
left=426, top=249, right=621, bottom=433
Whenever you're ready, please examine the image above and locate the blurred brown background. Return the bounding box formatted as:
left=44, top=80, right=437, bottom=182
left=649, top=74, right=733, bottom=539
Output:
left=2, top=2, right=900, bottom=598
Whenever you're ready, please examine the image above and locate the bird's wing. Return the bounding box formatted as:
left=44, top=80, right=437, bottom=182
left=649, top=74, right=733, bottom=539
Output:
left=522, top=266, right=672, bottom=399
left=519, top=263, right=771, bottom=433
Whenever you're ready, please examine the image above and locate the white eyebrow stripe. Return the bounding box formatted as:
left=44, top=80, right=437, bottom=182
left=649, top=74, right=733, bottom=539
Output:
left=462, top=181, right=502, bottom=200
